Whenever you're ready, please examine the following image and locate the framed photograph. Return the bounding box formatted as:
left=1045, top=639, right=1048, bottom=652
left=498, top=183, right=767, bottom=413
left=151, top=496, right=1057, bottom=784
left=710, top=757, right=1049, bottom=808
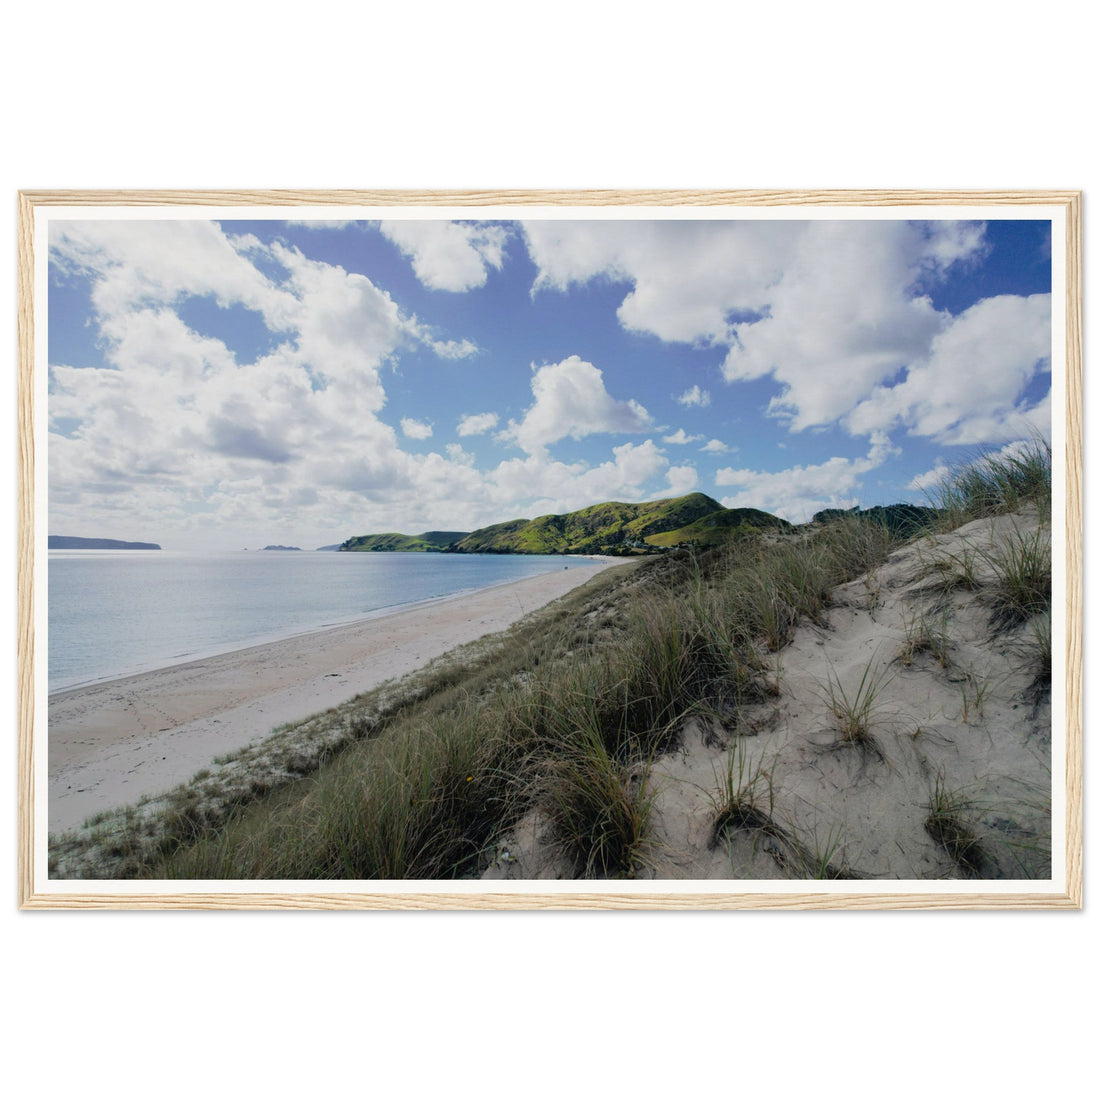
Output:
left=17, top=189, right=1081, bottom=910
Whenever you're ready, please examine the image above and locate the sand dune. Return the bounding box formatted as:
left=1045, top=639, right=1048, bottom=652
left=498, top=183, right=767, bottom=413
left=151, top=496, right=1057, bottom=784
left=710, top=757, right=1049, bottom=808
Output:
left=483, top=509, right=1053, bottom=881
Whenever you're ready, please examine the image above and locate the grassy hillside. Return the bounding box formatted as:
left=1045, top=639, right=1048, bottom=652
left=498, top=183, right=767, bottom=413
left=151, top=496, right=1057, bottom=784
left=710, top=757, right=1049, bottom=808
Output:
left=811, top=503, right=940, bottom=538
left=341, top=531, right=470, bottom=552
left=452, top=493, right=728, bottom=555
left=644, top=506, right=793, bottom=548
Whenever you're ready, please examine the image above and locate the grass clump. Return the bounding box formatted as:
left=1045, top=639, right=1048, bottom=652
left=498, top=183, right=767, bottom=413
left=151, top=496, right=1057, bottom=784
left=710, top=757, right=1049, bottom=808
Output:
left=708, top=741, right=775, bottom=847
left=821, top=659, right=893, bottom=748
left=897, top=607, right=952, bottom=669
left=930, top=436, right=1051, bottom=524
left=979, top=524, right=1052, bottom=629
left=537, top=702, right=656, bottom=878
left=925, top=774, right=988, bottom=876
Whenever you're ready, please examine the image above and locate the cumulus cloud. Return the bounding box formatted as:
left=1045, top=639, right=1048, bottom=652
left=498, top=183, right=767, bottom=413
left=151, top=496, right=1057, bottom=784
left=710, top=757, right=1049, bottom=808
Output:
left=714, top=434, right=899, bottom=523
left=489, top=439, right=668, bottom=515
left=503, top=355, right=652, bottom=456
left=662, top=428, right=703, bottom=445
left=524, top=219, right=793, bottom=344
left=846, top=293, right=1051, bottom=444
left=400, top=418, right=433, bottom=440
left=457, top=412, right=500, bottom=436
left=379, top=220, right=510, bottom=291
left=427, top=337, right=478, bottom=360
left=700, top=439, right=733, bottom=454
left=676, top=385, right=711, bottom=407
left=665, top=465, right=699, bottom=496
left=46, top=222, right=491, bottom=548
left=908, top=463, right=951, bottom=493
left=522, top=219, right=1039, bottom=446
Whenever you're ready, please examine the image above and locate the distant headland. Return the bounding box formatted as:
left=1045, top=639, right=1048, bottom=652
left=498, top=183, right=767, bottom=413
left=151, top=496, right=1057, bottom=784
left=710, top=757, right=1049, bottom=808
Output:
left=49, top=536, right=161, bottom=550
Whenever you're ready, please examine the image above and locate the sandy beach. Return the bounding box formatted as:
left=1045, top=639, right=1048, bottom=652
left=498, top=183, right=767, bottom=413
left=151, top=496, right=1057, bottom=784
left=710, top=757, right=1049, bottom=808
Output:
left=48, top=560, right=618, bottom=834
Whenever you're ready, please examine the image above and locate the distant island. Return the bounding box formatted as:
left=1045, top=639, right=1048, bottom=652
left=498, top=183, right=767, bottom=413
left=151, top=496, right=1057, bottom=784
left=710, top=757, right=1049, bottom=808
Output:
left=49, top=535, right=161, bottom=550
left=340, top=494, right=792, bottom=557
left=260, top=545, right=302, bottom=551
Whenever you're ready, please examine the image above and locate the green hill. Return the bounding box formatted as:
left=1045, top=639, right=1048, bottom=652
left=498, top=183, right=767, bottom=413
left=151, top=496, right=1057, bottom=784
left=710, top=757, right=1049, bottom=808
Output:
left=340, top=530, right=470, bottom=553
left=643, top=506, right=793, bottom=548
left=810, top=504, right=941, bottom=537
left=339, top=494, right=790, bottom=557
left=451, top=493, right=754, bottom=555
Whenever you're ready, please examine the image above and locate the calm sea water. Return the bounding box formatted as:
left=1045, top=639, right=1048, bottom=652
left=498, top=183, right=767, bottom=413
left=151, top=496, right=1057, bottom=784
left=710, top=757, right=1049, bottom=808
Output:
left=48, top=550, right=596, bottom=693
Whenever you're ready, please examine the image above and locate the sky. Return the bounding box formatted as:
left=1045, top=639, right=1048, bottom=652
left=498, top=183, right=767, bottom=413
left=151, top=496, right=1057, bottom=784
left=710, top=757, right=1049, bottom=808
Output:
left=46, top=214, right=1053, bottom=551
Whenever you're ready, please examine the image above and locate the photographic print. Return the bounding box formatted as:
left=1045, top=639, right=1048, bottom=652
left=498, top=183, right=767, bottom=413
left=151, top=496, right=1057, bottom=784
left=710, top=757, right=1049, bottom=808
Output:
left=17, top=190, right=1082, bottom=909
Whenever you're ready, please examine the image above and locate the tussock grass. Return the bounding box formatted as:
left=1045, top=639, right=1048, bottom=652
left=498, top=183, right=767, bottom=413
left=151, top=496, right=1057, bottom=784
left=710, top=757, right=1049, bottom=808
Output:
left=1024, top=611, right=1053, bottom=701
left=821, top=659, right=893, bottom=748
left=708, top=741, right=774, bottom=847
left=897, top=607, right=952, bottom=669
left=979, top=524, right=1052, bottom=629
left=929, top=436, right=1051, bottom=525
left=925, top=774, right=989, bottom=877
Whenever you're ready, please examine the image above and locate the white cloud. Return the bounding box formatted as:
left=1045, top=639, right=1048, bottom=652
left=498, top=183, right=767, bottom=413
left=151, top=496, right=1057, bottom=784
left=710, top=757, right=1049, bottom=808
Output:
left=46, top=222, right=493, bottom=549
left=846, top=293, right=1051, bottom=445
left=522, top=219, right=1031, bottom=442
left=503, top=355, right=652, bottom=456
left=428, top=337, right=478, bottom=360
left=285, top=220, right=359, bottom=229
left=50, top=220, right=296, bottom=327
left=700, top=439, right=732, bottom=454
left=400, top=418, right=433, bottom=440
left=524, top=219, right=794, bottom=344
left=908, top=463, right=951, bottom=493
left=489, top=439, right=668, bottom=514
left=379, top=220, right=509, bottom=292
left=714, top=435, right=898, bottom=523
left=662, top=428, right=703, bottom=445
left=457, top=412, right=500, bottom=436
left=676, top=385, right=711, bottom=407
left=665, top=465, right=699, bottom=496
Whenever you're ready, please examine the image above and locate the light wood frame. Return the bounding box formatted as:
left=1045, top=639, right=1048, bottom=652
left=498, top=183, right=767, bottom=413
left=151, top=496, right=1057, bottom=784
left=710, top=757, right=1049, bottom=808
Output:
left=17, top=189, right=1082, bottom=910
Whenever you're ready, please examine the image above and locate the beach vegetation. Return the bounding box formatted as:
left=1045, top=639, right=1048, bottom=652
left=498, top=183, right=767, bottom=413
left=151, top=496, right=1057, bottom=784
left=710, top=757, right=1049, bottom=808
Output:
left=820, top=658, right=893, bottom=748
left=925, top=773, right=989, bottom=877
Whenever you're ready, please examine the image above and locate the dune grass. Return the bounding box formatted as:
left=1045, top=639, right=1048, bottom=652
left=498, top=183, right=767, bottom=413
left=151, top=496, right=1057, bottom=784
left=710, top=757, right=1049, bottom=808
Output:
left=930, top=437, right=1051, bottom=524
left=118, top=514, right=905, bottom=881
left=925, top=773, right=989, bottom=877
left=821, top=659, right=894, bottom=748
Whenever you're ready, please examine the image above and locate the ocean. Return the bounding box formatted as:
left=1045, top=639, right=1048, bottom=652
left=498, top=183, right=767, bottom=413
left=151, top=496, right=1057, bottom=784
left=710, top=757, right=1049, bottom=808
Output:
left=47, top=549, right=598, bottom=693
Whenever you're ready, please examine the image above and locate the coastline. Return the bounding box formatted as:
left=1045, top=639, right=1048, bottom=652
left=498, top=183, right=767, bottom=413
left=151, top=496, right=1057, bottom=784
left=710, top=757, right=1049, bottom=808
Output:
left=47, top=558, right=620, bottom=834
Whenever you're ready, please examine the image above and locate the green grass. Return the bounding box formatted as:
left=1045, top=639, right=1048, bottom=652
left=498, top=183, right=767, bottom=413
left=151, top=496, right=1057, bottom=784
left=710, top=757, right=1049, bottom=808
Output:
left=925, top=774, right=988, bottom=876
left=979, top=524, right=1052, bottom=629
left=897, top=607, right=952, bottom=669
left=929, top=436, right=1051, bottom=524
left=821, top=659, right=893, bottom=748
left=708, top=741, right=774, bottom=847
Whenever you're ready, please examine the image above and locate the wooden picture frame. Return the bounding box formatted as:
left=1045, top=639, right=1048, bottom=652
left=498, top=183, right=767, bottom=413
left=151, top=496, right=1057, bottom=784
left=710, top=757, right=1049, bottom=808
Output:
left=17, top=189, right=1082, bottom=910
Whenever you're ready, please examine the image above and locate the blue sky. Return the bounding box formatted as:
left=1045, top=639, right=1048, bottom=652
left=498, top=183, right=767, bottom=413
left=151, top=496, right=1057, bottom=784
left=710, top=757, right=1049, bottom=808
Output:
left=47, top=215, right=1052, bottom=551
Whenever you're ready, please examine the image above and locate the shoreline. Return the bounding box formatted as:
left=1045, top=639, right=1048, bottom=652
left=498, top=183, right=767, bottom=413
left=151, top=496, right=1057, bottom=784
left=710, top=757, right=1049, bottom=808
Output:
left=49, top=552, right=618, bottom=695
left=47, top=559, right=620, bottom=834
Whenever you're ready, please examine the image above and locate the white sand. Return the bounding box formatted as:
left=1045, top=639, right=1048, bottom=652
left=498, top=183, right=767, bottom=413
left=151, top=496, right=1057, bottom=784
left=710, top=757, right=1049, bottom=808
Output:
left=48, top=560, right=618, bottom=834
